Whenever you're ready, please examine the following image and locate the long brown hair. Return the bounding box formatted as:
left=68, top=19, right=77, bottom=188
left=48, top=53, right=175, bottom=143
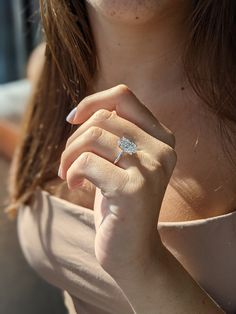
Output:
left=5, top=0, right=236, bottom=217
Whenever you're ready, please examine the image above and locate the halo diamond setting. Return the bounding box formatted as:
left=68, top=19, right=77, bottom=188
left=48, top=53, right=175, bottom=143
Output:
left=118, top=136, right=137, bottom=155
left=113, top=136, right=137, bottom=164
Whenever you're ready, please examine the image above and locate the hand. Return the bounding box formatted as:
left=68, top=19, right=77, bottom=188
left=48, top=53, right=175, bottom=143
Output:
left=58, top=84, right=177, bottom=278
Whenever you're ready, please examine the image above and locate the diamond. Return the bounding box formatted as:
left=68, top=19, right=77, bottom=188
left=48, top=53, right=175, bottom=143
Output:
left=118, top=136, right=137, bottom=155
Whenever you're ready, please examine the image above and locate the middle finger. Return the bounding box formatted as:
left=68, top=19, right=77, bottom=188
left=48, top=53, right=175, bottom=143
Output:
left=66, top=109, right=155, bottom=153
left=60, top=126, right=143, bottom=180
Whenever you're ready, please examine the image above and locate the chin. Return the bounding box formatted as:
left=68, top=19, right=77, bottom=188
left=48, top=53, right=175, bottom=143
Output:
left=85, top=0, right=165, bottom=24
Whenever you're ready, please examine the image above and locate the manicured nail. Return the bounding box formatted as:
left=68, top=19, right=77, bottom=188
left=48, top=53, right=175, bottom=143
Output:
left=58, top=165, right=63, bottom=179
left=66, top=107, right=77, bottom=123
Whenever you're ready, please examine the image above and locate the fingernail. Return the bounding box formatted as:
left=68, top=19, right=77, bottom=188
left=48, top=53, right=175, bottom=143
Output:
left=58, top=165, right=63, bottom=179
left=66, top=107, right=77, bottom=123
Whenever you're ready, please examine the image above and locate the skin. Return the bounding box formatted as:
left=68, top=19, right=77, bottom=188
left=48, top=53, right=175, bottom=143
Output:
left=59, top=86, right=223, bottom=313
left=55, top=0, right=235, bottom=312
left=59, top=84, right=176, bottom=273
left=84, top=0, right=236, bottom=221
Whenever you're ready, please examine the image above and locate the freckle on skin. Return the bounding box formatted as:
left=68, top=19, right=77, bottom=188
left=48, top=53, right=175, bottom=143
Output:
left=135, top=16, right=139, bottom=19
left=110, top=11, right=116, bottom=16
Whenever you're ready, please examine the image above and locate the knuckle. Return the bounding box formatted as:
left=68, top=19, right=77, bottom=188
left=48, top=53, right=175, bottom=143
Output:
left=115, top=85, right=133, bottom=113
left=93, top=109, right=112, bottom=122
left=116, top=84, right=131, bottom=95
left=116, top=84, right=134, bottom=103
left=81, top=95, right=92, bottom=104
left=86, top=126, right=103, bottom=140
left=109, top=85, right=134, bottom=115
left=78, top=152, right=92, bottom=168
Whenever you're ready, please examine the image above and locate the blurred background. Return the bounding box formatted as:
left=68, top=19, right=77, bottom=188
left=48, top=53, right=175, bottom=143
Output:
left=0, top=1, right=68, bottom=313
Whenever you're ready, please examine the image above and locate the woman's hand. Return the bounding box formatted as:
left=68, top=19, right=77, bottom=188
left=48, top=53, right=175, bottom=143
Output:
left=58, top=84, right=177, bottom=278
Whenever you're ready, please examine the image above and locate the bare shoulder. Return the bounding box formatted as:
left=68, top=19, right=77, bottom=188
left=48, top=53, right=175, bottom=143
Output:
left=43, top=177, right=96, bottom=210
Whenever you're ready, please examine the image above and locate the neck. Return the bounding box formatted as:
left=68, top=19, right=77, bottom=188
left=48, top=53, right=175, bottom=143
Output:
left=86, top=2, right=191, bottom=99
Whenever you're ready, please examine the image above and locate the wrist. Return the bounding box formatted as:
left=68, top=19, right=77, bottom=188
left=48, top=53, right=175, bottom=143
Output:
left=112, top=236, right=168, bottom=287
left=111, top=242, right=170, bottom=314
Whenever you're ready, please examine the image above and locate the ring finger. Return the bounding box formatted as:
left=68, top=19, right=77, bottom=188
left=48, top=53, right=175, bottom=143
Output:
left=59, top=126, right=144, bottom=180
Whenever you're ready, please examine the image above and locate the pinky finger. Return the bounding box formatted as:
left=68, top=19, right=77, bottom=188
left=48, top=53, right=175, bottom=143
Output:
left=66, top=152, right=129, bottom=198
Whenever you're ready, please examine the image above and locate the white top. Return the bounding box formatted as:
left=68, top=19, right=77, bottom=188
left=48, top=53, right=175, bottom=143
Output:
left=17, top=187, right=236, bottom=313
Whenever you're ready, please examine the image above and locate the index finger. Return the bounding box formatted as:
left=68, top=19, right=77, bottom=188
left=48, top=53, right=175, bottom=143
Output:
left=72, top=84, right=175, bottom=148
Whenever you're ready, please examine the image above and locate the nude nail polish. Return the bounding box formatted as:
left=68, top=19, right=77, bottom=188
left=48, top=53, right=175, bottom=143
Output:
left=66, top=107, right=77, bottom=123
left=58, top=165, right=63, bottom=179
